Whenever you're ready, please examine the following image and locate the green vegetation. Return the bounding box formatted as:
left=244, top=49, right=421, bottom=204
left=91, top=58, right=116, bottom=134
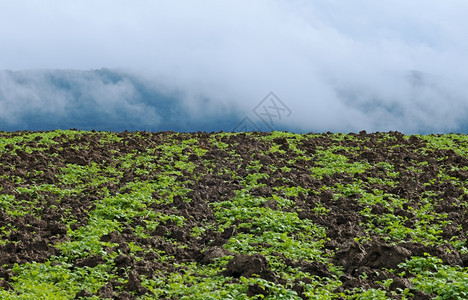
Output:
left=0, top=130, right=467, bottom=298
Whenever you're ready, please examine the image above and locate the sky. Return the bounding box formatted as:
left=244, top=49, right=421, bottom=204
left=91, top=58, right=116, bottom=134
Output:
left=1, top=0, right=468, bottom=133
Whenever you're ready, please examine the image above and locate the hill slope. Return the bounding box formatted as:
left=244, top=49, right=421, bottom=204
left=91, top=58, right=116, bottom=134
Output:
left=0, top=130, right=467, bottom=299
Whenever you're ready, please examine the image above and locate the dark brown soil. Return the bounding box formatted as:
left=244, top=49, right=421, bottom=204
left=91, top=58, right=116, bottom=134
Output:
left=0, top=130, right=467, bottom=298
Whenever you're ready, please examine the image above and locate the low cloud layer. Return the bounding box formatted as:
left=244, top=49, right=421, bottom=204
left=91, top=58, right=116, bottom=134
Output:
left=1, top=1, right=468, bottom=133
left=0, top=69, right=242, bottom=132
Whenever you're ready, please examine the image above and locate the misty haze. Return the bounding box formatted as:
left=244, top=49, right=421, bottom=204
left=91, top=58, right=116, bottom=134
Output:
left=1, top=1, right=468, bottom=133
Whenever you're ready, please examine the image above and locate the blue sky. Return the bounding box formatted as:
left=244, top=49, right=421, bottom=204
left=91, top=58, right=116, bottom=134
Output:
left=1, top=1, right=468, bottom=133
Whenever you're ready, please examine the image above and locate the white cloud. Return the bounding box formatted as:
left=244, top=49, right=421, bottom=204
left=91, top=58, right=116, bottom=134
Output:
left=0, top=70, right=162, bottom=128
left=1, top=0, right=468, bottom=132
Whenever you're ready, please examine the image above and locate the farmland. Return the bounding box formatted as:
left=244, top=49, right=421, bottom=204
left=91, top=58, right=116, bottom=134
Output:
left=0, top=130, right=467, bottom=299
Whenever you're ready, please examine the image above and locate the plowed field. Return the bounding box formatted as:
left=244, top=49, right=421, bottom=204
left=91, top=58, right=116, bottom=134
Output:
left=1, top=130, right=467, bottom=299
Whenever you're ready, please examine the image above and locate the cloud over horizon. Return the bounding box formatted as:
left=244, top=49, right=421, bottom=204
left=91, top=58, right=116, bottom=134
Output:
left=1, top=1, right=468, bottom=133
left=0, top=69, right=243, bottom=132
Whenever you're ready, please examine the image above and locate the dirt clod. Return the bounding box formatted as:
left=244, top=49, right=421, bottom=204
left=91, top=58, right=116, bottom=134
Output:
left=221, top=253, right=276, bottom=282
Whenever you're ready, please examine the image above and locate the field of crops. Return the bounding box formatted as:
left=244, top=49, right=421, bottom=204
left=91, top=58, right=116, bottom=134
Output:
left=0, top=130, right=467, bottom=299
